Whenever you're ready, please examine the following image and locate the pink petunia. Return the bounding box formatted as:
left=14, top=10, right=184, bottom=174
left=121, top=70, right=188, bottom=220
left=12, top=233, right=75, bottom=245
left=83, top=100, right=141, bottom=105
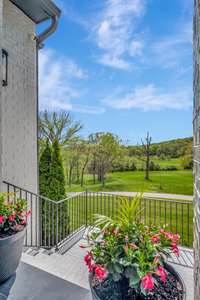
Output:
left=0, top=216, right=4, bottom=224
left=156, top=266, right=167, bottom=283
left=141, top=273, right=154, bottom=290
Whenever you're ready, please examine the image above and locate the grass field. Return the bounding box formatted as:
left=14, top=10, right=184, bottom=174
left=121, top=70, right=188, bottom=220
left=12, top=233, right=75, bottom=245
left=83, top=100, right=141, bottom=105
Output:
left=151, top=157, right=181, bottom=169
left=66, top=170, right=193, bottom=195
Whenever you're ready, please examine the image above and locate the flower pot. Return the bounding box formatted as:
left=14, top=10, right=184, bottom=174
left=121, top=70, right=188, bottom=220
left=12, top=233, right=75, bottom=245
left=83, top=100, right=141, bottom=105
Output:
left=89, top=263, right=186, bottom=300
left=0, top=230, right=25, bottom=283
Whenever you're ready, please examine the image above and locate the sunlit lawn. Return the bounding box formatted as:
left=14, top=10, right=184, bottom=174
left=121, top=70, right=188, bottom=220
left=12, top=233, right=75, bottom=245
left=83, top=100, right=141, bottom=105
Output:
left=66, top=170, right=193, bottom=195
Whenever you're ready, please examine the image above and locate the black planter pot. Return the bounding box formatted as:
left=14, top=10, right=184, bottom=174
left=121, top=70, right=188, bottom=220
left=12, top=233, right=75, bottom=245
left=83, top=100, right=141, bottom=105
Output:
left=0, top=230, right=25, bottom=283
left=89, top=264, right=186, bottom=300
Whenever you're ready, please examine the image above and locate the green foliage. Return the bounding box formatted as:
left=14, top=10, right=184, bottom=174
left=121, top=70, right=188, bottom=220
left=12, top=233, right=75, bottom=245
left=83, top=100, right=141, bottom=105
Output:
left=181, top=143, right=193, bottom=170
left=49, top=139, right=66, bottom=201
left=128, top=137, right=192, bottom=159
left=94, top=194, right=142, bottom=229
left=39, top=140, right=52, bottom=198
left=88, top=132, right=122, bottom=185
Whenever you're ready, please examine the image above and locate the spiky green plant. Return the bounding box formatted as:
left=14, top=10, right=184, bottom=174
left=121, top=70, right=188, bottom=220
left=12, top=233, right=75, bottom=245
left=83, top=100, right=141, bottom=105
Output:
left=93, top=193, right=143, bottom=233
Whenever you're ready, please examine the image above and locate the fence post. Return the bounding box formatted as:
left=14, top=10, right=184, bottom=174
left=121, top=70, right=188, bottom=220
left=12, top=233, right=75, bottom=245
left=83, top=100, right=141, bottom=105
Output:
left=55, top=204, right=59, bottom=251
left=85, top=190, right=88, bottom=227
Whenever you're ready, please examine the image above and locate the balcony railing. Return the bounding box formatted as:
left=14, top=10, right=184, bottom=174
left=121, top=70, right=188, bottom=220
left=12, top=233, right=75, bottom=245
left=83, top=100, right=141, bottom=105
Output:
left=3, top=182, right=193, bottom=250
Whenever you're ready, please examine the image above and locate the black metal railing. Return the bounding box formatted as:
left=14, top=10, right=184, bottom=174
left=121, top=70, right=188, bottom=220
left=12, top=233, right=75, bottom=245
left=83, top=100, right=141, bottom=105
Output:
left=3, top=181, right=41, bottom=247
left=2, top=182, right=194, bottom=249
left=39, top=192, right=87, bottom=249
left=84, top=192, right=193, bottom=248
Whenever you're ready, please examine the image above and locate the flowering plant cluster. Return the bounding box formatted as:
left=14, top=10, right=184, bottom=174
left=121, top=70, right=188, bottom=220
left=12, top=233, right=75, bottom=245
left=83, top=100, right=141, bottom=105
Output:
left=83, top=196, right=180, bottom=295
left=0, top=193, right=31, bottom=235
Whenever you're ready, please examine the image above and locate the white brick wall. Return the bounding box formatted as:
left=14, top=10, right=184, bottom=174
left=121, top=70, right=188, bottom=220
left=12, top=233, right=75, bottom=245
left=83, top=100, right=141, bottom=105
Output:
left=0, top=0, right=38, bottom=193
left=0, top=0, right=39, bottom=245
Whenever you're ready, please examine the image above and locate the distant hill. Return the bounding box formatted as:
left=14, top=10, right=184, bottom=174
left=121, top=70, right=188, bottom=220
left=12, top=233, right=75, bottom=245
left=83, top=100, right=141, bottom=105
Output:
left=127, top=137, right=193, bottom=158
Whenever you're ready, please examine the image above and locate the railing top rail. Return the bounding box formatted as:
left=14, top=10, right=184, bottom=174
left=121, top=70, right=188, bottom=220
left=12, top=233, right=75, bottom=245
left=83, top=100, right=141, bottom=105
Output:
left=86, top=191, right=193, bottom=205
left=3, top=181, right=86, bottom=205
left=55, top=192, right=86, bottom=204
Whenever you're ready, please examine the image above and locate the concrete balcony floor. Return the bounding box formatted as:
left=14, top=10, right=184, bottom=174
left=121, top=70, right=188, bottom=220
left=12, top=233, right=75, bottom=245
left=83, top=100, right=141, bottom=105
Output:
left=0, top=240, right=193, bottom=300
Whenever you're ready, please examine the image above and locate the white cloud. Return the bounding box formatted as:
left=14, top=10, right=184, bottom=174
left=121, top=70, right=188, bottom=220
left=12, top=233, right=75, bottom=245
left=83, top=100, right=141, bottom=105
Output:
left=39, top=49, right=105, bottom=114
left=149, top=22, right=192, bottom=70
left=92, top=0, right=145, bottom=70
left=103, top=84, right=192, bottom=111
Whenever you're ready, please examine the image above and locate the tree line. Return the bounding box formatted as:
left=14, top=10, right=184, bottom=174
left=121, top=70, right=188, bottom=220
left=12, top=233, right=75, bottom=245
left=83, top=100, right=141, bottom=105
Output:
left=39, top=111, right=193, bottom=200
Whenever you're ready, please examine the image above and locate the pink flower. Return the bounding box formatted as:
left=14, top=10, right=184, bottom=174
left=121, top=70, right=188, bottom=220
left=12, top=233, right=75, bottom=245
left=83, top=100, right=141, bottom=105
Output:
left=0, top=216, right=4, bottom=224
left=171, top=242, right=179, bottom=256
left=156, top=266, right=167, bottom=283
left=173, top=234, right=180, bottom=242
left=21, top=220, right=27, bottom=226
left=164, top=232, right=174, bottom=240
left=141, top=273, right=154, bottom=290
left=84, top=252, right=93, bottom=266
left=26, top=210, right=32, bottom=218
left=9, top=212, right=16, bottom=222
left=95, top=265, right=107, bottom=281
left=84, top=252, right=95, bottom=273
left=151, top=235, right=159, bottom=244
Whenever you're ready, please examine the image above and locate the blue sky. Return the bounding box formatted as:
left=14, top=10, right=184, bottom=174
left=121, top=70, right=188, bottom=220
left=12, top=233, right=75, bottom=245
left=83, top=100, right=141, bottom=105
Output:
left=38, top=0, right=193, bottom=144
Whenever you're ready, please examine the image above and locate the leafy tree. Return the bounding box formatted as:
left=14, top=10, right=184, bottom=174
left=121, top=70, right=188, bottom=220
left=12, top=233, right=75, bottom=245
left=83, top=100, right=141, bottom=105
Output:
left=39, top=140, right=52, bottom=198
left=181, top=143, right=193, bottom=170
left=63, top=138, right=91, bottom=187
left=89, top=133, right=122, bottom=185
left=49, top=139, right=66, bottom=201
left=39, top=111, right=82, bottom=145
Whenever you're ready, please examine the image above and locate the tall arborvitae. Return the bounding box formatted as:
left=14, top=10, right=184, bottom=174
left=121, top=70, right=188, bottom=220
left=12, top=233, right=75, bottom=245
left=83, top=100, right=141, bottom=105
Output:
left=39, top=139, right=52, bottom=198
left=49, top=139, right=66, bottom=201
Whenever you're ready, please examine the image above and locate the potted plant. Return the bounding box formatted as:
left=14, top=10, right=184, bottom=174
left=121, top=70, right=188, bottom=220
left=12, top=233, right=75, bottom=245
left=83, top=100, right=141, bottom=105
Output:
left=0, top=193, right=31, bottom=283
left=82, top=196, right=186, bottom=300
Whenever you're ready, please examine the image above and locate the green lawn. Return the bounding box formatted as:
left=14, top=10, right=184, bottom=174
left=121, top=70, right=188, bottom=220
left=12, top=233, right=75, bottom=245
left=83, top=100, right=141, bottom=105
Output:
left=151, top=157, right=181, bottom=169
left=66, top=170, right=193, bottom=195
left=134, top=156, right=182, bottom=169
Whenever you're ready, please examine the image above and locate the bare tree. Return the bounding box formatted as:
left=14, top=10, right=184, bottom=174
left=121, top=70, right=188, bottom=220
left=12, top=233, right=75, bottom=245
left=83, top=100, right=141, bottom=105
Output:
left=39, top=111, right=82, bottom=145
left=138, top=132, right=152, bottom=180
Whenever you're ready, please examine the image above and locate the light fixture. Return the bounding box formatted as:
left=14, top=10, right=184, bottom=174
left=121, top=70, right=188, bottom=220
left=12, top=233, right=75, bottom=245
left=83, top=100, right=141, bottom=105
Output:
left=2, top=49, right=8, bottom=87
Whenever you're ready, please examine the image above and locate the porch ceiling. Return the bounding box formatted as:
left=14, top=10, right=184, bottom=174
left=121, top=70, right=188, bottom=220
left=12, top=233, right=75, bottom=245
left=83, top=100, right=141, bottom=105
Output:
left=10, top=0, right=61, bottom=24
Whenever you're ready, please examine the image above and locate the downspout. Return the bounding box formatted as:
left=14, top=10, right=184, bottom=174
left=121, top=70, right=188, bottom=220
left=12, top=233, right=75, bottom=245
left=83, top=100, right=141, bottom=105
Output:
left=35, top=15, right=59, bottom=245
left=35, top=15, right=59, bottom=193
left=35, top=15, right=59, bottom=48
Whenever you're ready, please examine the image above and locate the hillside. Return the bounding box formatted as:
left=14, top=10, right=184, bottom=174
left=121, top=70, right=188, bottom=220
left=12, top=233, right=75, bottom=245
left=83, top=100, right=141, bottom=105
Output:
left=127, top=137, right=192, bottom=158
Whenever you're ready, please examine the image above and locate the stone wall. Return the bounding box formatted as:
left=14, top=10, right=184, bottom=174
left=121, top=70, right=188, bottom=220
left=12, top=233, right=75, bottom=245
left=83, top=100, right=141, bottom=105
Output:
left=0, top=0, right=38, bottom=193
left=194, top=0, right=200, bottom=298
